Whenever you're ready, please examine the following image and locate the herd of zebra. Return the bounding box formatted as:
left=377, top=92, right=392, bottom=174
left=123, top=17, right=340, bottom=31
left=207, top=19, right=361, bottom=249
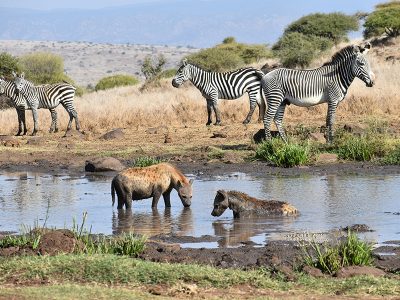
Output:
left=0, top=42, right=374, bottom=142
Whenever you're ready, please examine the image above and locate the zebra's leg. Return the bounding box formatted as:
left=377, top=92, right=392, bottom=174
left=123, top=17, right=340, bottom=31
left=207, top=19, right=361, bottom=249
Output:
left=326, top=101, right=338, bottom=143
left=49, top=108, right=58, bottom=133
left=72, top=109, right=81, bottom=131
left=258, top=89, right=266, bottom=123
left=263, top=94, right=283, bottom=140
left=206, top=99, right=213, bottom=126
left=30, top=106, right=39, bottom=136
left=15, top=107, right=24, bottom=136
left=21, top=108, right=27, bottom=135
left=273, top=103, right=287, bottom=142
left=212, top=100, right=222, bottom=125
left=243, top=91, right=259, bottom=124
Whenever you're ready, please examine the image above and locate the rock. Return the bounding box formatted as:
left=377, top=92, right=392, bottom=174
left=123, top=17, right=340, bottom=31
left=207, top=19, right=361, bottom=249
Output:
left=145, top=126, right=169, bottom=134
left=315, top=153, right=338, bottom=164
left=309, top=132, right=326, bottom=143
left=273, top=265, right=297, bottom=281
left=38, top=229, right=79, bottom=256
left=335, top=266, right=386, bottom=278
left=342, top=224, right=373, bottom=232
left=0, top=246, right=20, bottom=256
left=100, top=128, right=125, bottom=140
left=252, top=129, right=280, bottom=144
left=302, top=265, right=325, bottom=278
left=63, top=129, right=85, bottom=139
left=343, top=123, right=367, bottom=136
left=85, top=157, right=125, bottom=172
left=211, top=132, right=227, bottom=138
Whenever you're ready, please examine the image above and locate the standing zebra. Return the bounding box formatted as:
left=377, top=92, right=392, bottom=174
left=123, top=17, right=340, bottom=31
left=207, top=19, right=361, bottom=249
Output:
left=0, top=77, right=59, bottom=135
left=13, top=72, right=81, bottom=135
left=261, top=43, right=375, bottom=143
left=172, top=61, right=266, bottom=125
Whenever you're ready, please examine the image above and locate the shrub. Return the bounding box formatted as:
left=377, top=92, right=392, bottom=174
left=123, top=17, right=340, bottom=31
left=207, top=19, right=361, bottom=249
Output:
left=382, top=144, right=400, bottom=165
left=255, top=139, right=310, bottom=167
left=285, top=13, right=359, bottom=44
left=363, top=2, right=400, bottom=38
left=141, top=54, right=167, bottom=81
left=185, top=38, right=271, bottom=72
left=0, top=52, right=21, bottom=77
left=95, top=74, right=139, bottom=91
left=130, top=156, right=163, bottom=167
left=20, top=52, right=66, bottom=84
left=335, top=134, right=386, bottom=161
left=303, top=231, right=374, bottom=274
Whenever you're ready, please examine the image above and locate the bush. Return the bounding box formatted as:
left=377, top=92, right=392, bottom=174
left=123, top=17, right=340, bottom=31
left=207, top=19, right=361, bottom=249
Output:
left=273, top=32, right=332, bottom=68
left=285, top=13, right=359, bottom=44
left=363, top=2, right=400, bottom=38
left=185, top=38, right=271, bottom=72
left=95, top=74, right=139, bottom=91
left=335, top=135, right=386, bottom=161
left=0, top=52, right=21, bottom=77
left=255, top=139, right=310, bottom=167
left=382, top=144, right=400, bottom=165
left=130, top=156, right=163, bottom=167
left=141, top=54, right=166, bottom=81
left=303, top=231, right=374, bottom=274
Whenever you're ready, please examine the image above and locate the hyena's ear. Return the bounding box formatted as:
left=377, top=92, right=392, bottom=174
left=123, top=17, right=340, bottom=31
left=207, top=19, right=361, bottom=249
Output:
left=216, top=190, right=228, bottom=200
left=189, top=179, right=194, bottom=185
left=177, top=180, right=182, bottom=188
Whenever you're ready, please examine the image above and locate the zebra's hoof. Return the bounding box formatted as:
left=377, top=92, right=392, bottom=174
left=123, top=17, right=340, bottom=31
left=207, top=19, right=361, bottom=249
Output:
left=206, top=122, right=212, bottom=126
left=214, top=122, right=222, bottom=126
left=242, top=120, right=250, bottom=125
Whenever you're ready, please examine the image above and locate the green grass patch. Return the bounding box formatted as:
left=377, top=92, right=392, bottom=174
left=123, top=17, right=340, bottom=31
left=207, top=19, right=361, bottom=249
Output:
left=255, top=139, right=310, bottom=167
left=130, top=156, right=164, bottom=167
left=381, top=143, right=400, bottom=165
left=302, top=231, right=374, bottom=275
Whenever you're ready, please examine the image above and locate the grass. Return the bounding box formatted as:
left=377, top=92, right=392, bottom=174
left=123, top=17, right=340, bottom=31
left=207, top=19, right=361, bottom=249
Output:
left=0, top=255, right=399, bottom=298
left=302, top=231, right=374, bottom=275
left=382, top=143, right=400, bottom=165
left=130, top=156, right=164, bottom=167
left=255, top=138, right=310, bottom=167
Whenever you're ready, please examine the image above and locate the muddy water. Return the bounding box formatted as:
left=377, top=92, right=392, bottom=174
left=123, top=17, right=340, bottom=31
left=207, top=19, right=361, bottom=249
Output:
left=0, top=171, right=399, bottom=248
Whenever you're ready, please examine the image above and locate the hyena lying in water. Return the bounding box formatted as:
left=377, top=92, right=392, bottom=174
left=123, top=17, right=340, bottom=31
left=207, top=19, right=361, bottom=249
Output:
left=211, top=190, right=298, bottom=218
left=111, top=163, right=193, bottom=209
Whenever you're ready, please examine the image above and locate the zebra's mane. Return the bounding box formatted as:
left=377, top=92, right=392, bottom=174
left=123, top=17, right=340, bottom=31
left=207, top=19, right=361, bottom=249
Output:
left=322, top=45, right=356, bottom=66
left=186, top=62, right=254, bottom=74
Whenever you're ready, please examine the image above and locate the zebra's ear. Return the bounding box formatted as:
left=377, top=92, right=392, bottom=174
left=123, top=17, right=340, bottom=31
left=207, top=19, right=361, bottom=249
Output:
left=182, top=58, right=188, bottom=66
left=12, top=71, right=16, bottom=77
left=20, top=72, right=25, bottom=79
left=360, top=42, right=371, bottom=54
left=353, top=45, right=361, bottom=53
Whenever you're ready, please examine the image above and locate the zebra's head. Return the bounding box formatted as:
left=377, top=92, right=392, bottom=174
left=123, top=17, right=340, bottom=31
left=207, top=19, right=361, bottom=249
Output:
left=352, top=43, right=375, bottom=87
left=13, top=72, right=31, bottom=96
left=172, top=60, right=190, bottom=88
left=0, top=76, right=5, bottom=94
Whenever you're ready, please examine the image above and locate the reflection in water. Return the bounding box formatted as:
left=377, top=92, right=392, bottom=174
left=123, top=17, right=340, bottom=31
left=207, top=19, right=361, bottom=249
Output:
left=0, top=171, right=399, bottom=247
left=112, top=207, right=193, bottom=236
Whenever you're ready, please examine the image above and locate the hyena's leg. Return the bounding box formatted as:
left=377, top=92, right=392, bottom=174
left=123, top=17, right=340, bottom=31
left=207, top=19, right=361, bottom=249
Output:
left=151, top=188, right=162, bottom=208
left=163, top=189, right=172, bottom=207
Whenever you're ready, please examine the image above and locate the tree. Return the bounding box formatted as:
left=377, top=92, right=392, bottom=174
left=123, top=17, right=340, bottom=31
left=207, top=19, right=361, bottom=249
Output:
left=0, top=52, right=21, bottom=77
left=141, top=54, right=166, bottom=81
left=285, top=13, right=359, bottom=44
left=95, top=74, right=139, bottom=91
left=363, top=1, right=400, bottom=38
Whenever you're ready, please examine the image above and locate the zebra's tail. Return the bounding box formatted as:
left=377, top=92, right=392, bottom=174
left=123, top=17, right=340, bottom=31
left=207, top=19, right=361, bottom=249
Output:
left=111, top=179, right=116, bottom=206
left=255, top=70, right=267, bottom=120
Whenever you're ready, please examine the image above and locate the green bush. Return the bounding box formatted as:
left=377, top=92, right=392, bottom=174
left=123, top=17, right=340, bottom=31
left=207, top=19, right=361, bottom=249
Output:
left=0, top=52, right=21, bottom=77
left=335, top=135, right=384, bottom=161
left=185, top=38, right=271, bottom=72
left=363, top=2, right=400, bottom=38
left=130, top=156, right=163, bottom=167
left=255, top=139, right=310, bottom=167
left=382, top=144, right=400, bottom=165
left=95, top=74, right=139, bottom=91
left=273, top=32, right=332, bottom=68
left=303, top=231, right=374, bottom=274
left=285, top=13, right=359, bottom=44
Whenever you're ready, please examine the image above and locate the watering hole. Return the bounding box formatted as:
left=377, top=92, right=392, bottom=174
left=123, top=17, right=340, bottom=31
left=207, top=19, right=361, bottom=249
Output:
left=0, top=171, right=399, bottom=248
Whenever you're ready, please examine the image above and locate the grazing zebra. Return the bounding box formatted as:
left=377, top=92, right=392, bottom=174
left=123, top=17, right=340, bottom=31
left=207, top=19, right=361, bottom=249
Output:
left=172, top=61, right=266, bottom=125
left=0, top=77, right=58, bottom=135
left=13, top=72, right=80, bottom=135
left=261, top=43, right=375, bottom=143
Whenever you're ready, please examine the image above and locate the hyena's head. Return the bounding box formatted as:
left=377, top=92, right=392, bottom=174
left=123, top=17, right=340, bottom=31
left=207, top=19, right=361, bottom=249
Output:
left=177, top=179, right=193, bottom=207
left=211, top=190, right=229, bottom=217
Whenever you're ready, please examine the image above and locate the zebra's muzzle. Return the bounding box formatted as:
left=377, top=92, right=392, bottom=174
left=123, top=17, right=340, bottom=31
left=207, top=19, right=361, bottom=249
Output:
left=172, top=79, right=180, bottom=88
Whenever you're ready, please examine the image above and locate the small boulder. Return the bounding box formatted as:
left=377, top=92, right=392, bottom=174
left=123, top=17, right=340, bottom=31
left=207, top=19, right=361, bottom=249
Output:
left=100, top=128, right=125, bottom=140
left=37, top=229, right=79, bottom=256
left=342, top=224, right=373, bottom=232
left=335, top=266, right=386, bottom=278
left=63, top=130, right=85, bottom=139
left=252, top=129, right=280, bottom=144
left=85, top=157, right=125, bottom=172
left=211, top=132, right=227, bottom=138
left=302, top=265, right=325, bottom=278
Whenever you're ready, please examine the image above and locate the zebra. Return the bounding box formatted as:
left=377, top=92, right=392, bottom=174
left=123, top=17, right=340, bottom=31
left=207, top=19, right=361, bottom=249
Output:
left=13, top=72, right=81, bottom=135
left=0, top=77, right=59, bottom=136
left=172, top=61, right=266, bottom=125
left=261, top=43, right=375, bottom=143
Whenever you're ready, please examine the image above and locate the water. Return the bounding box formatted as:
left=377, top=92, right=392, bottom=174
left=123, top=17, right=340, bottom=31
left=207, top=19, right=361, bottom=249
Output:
left=0, top=171, right=399, bottom=248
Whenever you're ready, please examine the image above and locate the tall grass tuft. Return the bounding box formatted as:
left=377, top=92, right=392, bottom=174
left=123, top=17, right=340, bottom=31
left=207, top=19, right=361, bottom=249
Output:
left=382, top=143, right=400, bottom=165
left=302, top=230, right=374, bottom=275
left=255, top=138, right=310, bottom=167
left=335, top=134, right=389, bottom=161
left=130, top=156, right=164, bottom=167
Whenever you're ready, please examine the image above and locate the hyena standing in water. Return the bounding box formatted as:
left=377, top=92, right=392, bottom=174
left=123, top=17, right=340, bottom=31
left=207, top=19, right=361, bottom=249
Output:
left=111, top=163, right=193, bottom=209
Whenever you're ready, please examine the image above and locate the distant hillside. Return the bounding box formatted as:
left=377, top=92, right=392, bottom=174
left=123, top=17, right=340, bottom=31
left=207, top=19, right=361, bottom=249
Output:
left=0, top=40, right=198, bottom=87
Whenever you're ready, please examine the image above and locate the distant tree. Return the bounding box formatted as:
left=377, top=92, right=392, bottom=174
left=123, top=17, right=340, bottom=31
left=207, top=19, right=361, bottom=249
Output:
left=285, top=12, right=359, bottom=44
left=363, top=1, right=400, bottom=38
left=95, top=74, right=139, bottom=91
left=141, top=54, right=166, bottom=81
left=222, top=36, right=236, bottom=44
left=0, top=52, right=21, bottom=77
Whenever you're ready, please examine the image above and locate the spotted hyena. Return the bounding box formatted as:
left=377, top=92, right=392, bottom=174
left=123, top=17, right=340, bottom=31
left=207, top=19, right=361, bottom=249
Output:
left=111, top=163, right=193, bottom=209
left=211, top=190, right=298, bottom=218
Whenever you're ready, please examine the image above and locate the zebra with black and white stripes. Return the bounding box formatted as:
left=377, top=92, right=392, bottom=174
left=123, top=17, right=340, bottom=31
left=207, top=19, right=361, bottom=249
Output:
left=13, top=72, right=80, bottom=135
left=261, top=43, right=375, bottom=143
left=172, top=61, right=266, bottom=125
left=0, top=77, right=59, bottom=135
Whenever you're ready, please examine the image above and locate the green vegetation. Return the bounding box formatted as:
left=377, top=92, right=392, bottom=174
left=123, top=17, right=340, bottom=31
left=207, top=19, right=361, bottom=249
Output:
left=0, top=52, right=21, bottom=77
left=255, top=139, right=310, bottom=167
left=95, top=74, right=139, bottom=91
left=303, top=231, right=374, bottom=275
left=184, top=37, right=271, bottom=72
left=273, top=13, right=358, bottom=67
left=364, top=1, right=400, bottom=38
left=140, top=54, right=168, bottom=91
left=382, top=144, right=400, bottom=165
left=130, top=156, right=164, bottom=167
left=0, top=233, right=41, bottom=250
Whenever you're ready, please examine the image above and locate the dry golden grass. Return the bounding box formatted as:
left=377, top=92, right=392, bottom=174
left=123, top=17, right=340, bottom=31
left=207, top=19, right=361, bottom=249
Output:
left=0, top=38, right=399, bottom=135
